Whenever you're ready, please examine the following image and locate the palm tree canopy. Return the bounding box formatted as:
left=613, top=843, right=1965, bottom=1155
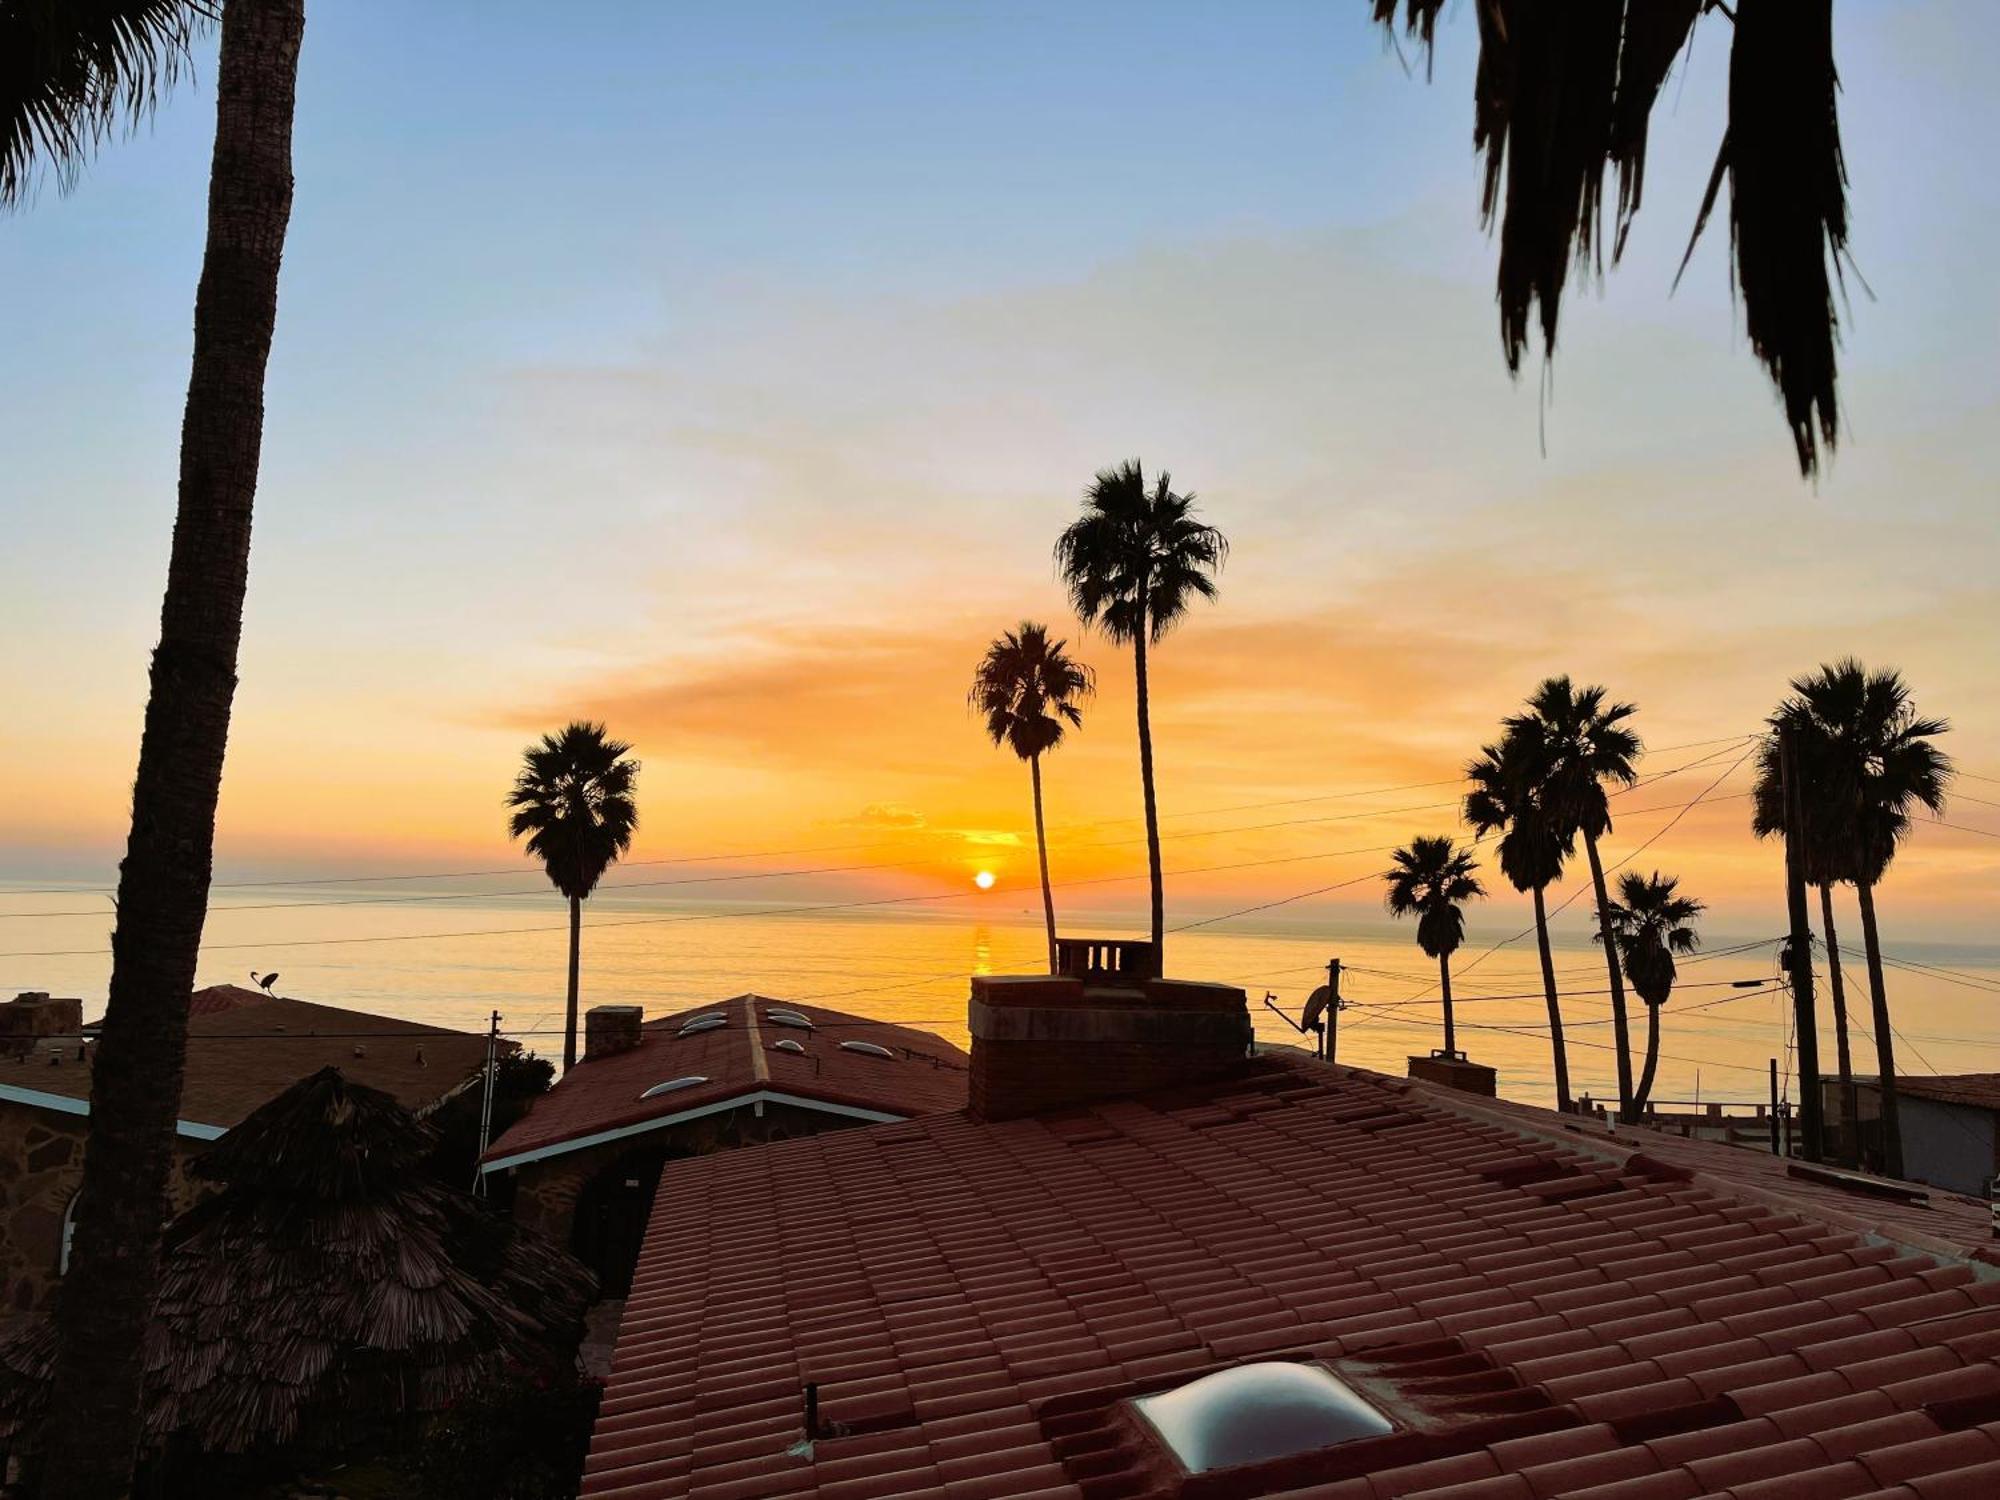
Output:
left=1053, top=460, right=1227, bottom=647
left=1761, top=660, right=1952, bottom=886
left=506, top=721, right=640, bottom=901
left=1599, top=869, right=1704, bottom=1010
left=1504, top=675, right=1642, bottom=844
left=1, top=0, right=213, bottom=209
left=1384, top=835, right=1486, bottom=961
left=969, top=622, right=1094, bottom=763
left=1464, top=733, right=1574, bottom=894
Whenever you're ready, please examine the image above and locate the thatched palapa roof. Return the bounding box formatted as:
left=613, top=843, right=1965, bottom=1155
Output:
left=0, top=1067, right=594, bottom=1460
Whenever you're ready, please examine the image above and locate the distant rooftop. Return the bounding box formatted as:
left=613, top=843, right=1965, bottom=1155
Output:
left=0, top=985, right=490, bottom=1133
left=480, top=994, right=968, bottom=1172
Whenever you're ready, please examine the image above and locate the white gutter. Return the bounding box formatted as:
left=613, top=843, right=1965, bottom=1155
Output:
left=479, top=1089, right=904, bottom=1174
left=0, top=1081, right=227, bottom=1141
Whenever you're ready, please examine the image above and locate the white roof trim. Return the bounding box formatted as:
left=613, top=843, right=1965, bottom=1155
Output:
left=479, top=1088, right=905, bottom=1174
left=0, top=1081, right=227, bottom=1140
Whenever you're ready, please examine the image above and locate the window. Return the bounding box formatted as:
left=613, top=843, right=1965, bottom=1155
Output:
left=840, top=1041, right=893, bottom=1059
left=639, top=1076, right=709, bottom=1100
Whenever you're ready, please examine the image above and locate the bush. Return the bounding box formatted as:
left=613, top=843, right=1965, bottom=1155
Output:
left=414, top=1365, right=603, bottom=1500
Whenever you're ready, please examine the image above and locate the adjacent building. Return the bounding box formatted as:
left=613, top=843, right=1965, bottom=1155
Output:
left=0, top=983, right=490, bottom=1313
left=579, top=966, right=2000, bottom=1500
left=1823, top=1072, right=2000, bottom=1199
left=478, top=994, right=968, bottom=1293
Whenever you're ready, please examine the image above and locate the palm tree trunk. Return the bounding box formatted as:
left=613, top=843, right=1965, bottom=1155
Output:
left=1132, top=625, right=1164, bottom=957
left=1438, top=953, right=1456, bottom=1056
left=1030, top=753, right=1057, bottom=974
left=42, top=4, right=304, bottom=1494
left=1635, top=1003, right=1661, bottom=1115
left=565, top=892, right=582, bottom=1070
left=1583, top=830, right=1636, bottom=1121
left=1820, top=881, right=1860, bottom=1168
left=1854, top=876, right=1903, bottom=1179
left=1531, top=883, right=1572, bottom=1112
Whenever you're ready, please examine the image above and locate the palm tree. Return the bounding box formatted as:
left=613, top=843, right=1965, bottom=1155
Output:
left=1465, top=733, right=1577, bottom=1112
left=1599, top=871, right=1704, bottom=1117
left=508, top=723, right=642, bottom=1070
left=1505, top=677, right=1644, bottom=1120
left=7, top=4, right=308, bottom=1493
left=1770, top=661, right=1951, bottom=1179
left=969, top=624, right=1094, bottom=973
left=1053, top=460, right=1226, bottom=955
left=1383, top=836, right=1486, bottom=1058
left=1751, top=726, right=1862, bottom=1165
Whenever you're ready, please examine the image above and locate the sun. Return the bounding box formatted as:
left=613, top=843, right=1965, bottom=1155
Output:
left=973, top=870, right=996, bottom=890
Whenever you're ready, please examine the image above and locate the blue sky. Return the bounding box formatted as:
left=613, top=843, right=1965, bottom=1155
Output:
left=3, top=1, right=1996, bottom=938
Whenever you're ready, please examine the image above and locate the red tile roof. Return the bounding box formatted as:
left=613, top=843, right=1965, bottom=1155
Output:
left=480, top=996, right=968, bottom=1169
left=581, top=1053, right=2000, bottom=1500
left=1853, top=1075, right=2000, bottom=1115
left=4, top=990, right=489, bottom=1129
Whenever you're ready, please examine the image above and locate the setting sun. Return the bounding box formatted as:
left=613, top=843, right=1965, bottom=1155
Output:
left=973, top=870, right=996, bottom=890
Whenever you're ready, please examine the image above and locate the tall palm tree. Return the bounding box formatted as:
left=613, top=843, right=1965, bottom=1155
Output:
left=969, top=623, right=1094, bottom=973
left=1751, top=726, right=1862, bottom=1165
left=1383, top=836, right=1486, bottom=1058
left=1505, top=676, right=1644, bottom=1120
left=1465, top=733, right=1577, bottom=1112
left=508, top=723, right=642, bottom=1070
left=1771, top=661, right=1951, bottom=1180
left=1599, top=870, right=1704, bottom=1117
left=7, top=5, right=308, bottom=1493
left=1054, top=460, right=1226, bottom=956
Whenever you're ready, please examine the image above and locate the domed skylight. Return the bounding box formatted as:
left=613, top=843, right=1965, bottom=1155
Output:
left=1132, top=1362, right=1391, bottom=1474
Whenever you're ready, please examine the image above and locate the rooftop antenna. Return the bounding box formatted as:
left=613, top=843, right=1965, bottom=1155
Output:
left=252, top=971, right=280, bottom=996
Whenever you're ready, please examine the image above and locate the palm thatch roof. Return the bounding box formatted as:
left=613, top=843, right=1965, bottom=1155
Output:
left=1376, top=0, right=1849, bottom=479
left=0, top=1067, right=594, bottom=1463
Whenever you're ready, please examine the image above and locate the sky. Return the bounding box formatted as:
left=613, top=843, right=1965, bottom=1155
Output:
left=3, top=0, right=1997, bottom=953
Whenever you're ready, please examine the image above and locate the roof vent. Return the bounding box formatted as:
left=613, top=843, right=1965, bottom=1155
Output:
left=840, top=1041, right=894, bottom=1059
left=639, top=1075, right=709, bottom=1100
left=1133, top=1362, right=1391, bottom=1474
left=766, top=1009, right=814, bottom=1029
left=677, top=1015, right=727, bottom=1037
left=771, top=1039, right=806, bottom=1055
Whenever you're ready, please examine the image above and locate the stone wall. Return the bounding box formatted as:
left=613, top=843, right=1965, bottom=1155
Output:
left=0, top=1103, right=208, bottom=1313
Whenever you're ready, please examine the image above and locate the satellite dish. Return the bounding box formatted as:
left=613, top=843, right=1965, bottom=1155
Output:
left=253, top=971, right=280, bottom=996
left=1301, top=984, right=1331, bottom=1031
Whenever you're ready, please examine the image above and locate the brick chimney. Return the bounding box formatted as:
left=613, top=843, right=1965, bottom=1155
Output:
left=583, top=1004, right=644, bottom=1061
left=967, top=972, right=1252, bottom=1121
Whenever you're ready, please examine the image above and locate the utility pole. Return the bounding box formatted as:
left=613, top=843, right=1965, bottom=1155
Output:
left=472, top=1009, right=500, bottom=1196
left=1768, top=1057, right=1781, bottom=1156
left=1778, top=723, right=1825, bottom=1163
left=1325, top=958, right=1342, bottom=1066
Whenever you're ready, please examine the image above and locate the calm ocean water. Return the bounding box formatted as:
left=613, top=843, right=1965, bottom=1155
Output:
left=5, top=880, right=1996, bottom=1115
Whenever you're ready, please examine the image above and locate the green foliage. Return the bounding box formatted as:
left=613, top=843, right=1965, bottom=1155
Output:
left=414, top=1365, right=604, bottom=1500
left=969, top=621, right=1094, bottom=762
left=1598, top=870, right=1704, bottom=1011
left=1383, top=835, right=1485, bottom=961
left=424, top=1051, right=556, bottom=1191
left=1053, top=460, right=1226, bottom=647
left=507, top=722, right=641, bottom=900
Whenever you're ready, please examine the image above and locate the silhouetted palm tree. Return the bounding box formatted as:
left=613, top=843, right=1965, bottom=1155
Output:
left=508, top=724, right=641, bottom=1070
left=1466, top=733, right=1577, bottom=1111
left=1054, top=460, right=1226, bottom=954
left=1505, top=677, right=1644, bottom=1120
left=1384, top=836, right=1485, bottom=1058
left=6, top=4, right=307, bottom=1491
left=970, top=623, right=1094, bottom=972
left=1751, top=726, right=1862, bottom=1165
left=1599, top=871, right=1703, bottom=1117
left=1768, top=661, right=1951, bottom=1179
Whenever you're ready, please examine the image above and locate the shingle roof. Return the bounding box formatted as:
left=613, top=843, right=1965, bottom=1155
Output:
left=1849, top=1075, right=2000, bottom=1116
left=480, top=995, right=968, bottom=1169
left=582, top=1053, right=2000, bottom=1500
left=4, top=989, right=489, bottom=1128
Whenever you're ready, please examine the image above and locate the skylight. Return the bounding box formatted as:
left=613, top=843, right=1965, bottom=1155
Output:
left=765, top=1009, right=814, bottom=1029
left=839, top=1041, right=893, bottom=1059
left=1133, top=1362, right=1390, bottom=1474
left=677, top=1016, right=727, bottom=1037
left=639, top=1076, right=709, bottom=1100
left=771, top=1039, right=806, bottom=1055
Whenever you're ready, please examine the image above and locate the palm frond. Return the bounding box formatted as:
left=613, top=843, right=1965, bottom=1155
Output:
left=0, top=0, right=215, bottom=210
left=505, top=721, right=641, bottom=899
